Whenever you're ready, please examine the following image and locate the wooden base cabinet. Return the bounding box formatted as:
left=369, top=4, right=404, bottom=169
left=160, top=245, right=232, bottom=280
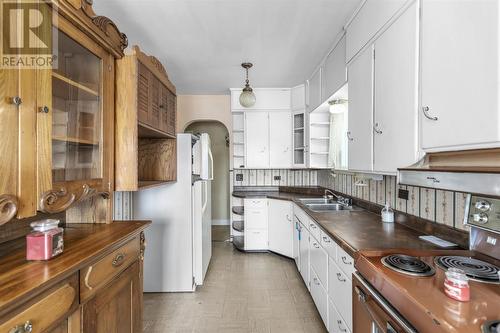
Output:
left=83, top=261, right=142, bottom=333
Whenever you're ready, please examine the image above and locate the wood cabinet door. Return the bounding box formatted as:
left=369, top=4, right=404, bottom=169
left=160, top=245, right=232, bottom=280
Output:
left=245, top=112, right=270, bottom=168
left=347, top=45, right=374, bottom=172
left=159, top=85, right=169, bottom=133
left=83, top=261, right=142, bottom=333
left=137, top=62, right=150, bottom=125
left=149, top=76, right=161, bottom=127
left=373, top=2, right=418, bottom=174
left=420, top=0, right=500, bottom=151
left=269, top=111, right=292, bottom=168
left=167, top=90, right=177, bottom=136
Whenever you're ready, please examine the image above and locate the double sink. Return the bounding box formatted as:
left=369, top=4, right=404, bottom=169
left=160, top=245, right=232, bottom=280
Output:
left=298, top=198, right=358, bottom=212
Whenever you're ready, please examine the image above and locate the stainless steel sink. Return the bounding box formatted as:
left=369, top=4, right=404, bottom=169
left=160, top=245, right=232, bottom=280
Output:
left=298, top=198, right=335, bottom=205
left=305, top=203, right=348, bottom=212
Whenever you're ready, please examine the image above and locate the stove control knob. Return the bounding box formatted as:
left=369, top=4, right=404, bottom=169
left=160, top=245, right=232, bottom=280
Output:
left=473, top=213, right=488, bottom=224
left=475, top=200, right=491, bottom=212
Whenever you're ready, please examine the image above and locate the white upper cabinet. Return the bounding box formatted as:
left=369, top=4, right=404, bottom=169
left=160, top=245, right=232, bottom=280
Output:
left=245, top=112, right=270, bottom=168
left=373, top=2, right=418, bottom=173
left=346, top=0, right=407, bottom=62
left=269, top=112, right=292, bottom=168
left=323, top=35, right=347, bottom=99
left=347, top=45, right=374, bottom=172
left=420, top=0, right=500, bottom=151
left=231, top=88, right=290, bottom=110
left=307, top=66, right=323, bottom=112
left=291, top=84, right=306, bottom=111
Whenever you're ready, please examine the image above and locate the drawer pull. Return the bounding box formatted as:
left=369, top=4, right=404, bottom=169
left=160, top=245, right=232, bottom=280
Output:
left=336, top=273, right=346, bottom=282
left=9, top=321, right=33, bottom=333
left=322, top=236, right=330, bottom=243
left=309, top=223, right=316, bottom=229
left=112, top=253, right=126, bottom=267
left=313, top=277, right=320, bottom=285
left=312, top=242, right=320, bottom=249
left=341, top=256, right=353, bottom=265
left=337, top=320, right=347, bottom=332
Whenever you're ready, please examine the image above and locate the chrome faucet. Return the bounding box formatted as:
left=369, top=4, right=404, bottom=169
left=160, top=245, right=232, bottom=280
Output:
left=324, top=189, right=351, bottom=207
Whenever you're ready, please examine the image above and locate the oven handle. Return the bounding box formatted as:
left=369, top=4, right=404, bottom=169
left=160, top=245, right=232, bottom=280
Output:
left=354, top=272, right=417, bottom=333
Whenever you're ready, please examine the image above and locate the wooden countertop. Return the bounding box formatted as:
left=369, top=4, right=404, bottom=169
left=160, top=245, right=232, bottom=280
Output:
left=0, top=221, right=150, bottom=316
left=233, top=190, right=446, bottom=257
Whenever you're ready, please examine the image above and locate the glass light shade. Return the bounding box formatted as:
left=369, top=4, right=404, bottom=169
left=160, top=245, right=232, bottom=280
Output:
left=329, top=102, right=347, bottom=114
left=239, top=90, right=256, bottom=108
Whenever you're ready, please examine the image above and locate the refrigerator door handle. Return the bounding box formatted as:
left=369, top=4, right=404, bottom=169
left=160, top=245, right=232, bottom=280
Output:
left=208, top=148, right=214, bottom=180
left=201, top=181, right=208, bottom=213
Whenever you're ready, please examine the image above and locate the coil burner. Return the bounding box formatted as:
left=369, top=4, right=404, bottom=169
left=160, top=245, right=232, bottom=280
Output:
left=435, top=256, right=500, bottom=284
left=381, top=254, right=435, bottom=277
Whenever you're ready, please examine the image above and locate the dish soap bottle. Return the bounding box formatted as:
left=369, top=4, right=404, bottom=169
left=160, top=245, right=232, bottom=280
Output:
left=381, top=203, right=394, bottom=223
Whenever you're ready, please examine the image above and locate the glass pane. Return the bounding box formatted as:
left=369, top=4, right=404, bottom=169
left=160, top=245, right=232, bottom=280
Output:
left=52, top=29, right=102, bottom=182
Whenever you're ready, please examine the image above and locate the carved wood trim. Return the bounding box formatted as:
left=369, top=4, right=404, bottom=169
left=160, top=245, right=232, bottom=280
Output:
left=139, top=232, right=146, bottom=261
left=0, top=195, right=19, bottom=226
left=40, top=184, right=110, bottom=214
left=130, top=45, right=176, bottom=94
left=56, top=0, right=128, bottom=57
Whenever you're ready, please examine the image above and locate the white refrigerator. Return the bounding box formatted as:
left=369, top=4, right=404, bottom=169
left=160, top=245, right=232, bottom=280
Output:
left=134, top=133, right=213, bottom=292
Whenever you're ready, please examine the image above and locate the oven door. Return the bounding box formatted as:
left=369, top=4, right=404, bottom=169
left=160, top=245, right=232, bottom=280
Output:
left=353, top=272, right=417, bottom=333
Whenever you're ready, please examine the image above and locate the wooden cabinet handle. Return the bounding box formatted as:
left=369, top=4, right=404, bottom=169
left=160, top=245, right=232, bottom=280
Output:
left=112, top=253, right=126, bottom=267
left=9, top=321, right=33, bottom=333
left=0, top=194, right=18, bottom=226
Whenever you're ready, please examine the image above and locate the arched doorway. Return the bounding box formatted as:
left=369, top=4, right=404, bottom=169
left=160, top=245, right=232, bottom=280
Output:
left=185, top=121, right=230, bottom=242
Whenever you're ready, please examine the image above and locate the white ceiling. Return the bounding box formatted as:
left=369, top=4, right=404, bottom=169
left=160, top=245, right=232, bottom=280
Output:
left=94, top=0, right=360, bottom=94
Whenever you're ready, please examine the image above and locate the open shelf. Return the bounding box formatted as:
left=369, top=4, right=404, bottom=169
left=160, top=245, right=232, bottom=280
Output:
left=233, top=129, right=244, bottom=133
left=311, top=152, right=329, bottom=155
left=232, top=220, right=244, bottom=232
left=52, top=72, right=99, bottom=101
left=233, top=236, right=244, bottom=251
left=138, top=122, right=175, bottom=139
left=311, top=137, right=330, bottom=140
left=233, top=154, right=244, bottom=158
left=233, top=142, right=244, bottom=145
left=294, top=127, right=304, bottom=131
left=310, top=122, right=330, bottom=126
left=232, top=206, right=244, bottom=215
left=53, top=136, right=99, bottom=146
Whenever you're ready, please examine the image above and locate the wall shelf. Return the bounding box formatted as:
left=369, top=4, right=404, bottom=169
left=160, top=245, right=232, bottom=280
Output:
left=232, top=220, right=244, bottom=232
left=232, top=206, right=244, bottom=215
left=233, top=236, right=245, bottom=251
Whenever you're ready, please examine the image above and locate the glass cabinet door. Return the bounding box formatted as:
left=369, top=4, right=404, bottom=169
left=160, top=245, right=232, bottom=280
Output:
left=52, top=28, right=102, bottom=183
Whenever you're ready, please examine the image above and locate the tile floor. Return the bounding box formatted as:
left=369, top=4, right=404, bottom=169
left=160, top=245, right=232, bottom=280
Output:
left=143, top=227, right=327, bottom=333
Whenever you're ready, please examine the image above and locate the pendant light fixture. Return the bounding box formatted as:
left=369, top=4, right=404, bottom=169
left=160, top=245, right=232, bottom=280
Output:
left=239, top=62, right=256, bottom=108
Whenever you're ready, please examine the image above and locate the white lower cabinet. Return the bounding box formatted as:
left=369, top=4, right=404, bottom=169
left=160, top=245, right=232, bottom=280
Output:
left=293, top=216, right=301, bottom=268
left=299, top=221, right=310, bottom=289
left=310, top=235, right=328, bottom=286
left=244, top=199, right=268, bottom=251
left=329, top=298, right=352, bottom=333
left=329, top=257, right=353, bottom=331
left=310, top=267, right=329, bottom=328
left=268, top=199, right=293, bottom=257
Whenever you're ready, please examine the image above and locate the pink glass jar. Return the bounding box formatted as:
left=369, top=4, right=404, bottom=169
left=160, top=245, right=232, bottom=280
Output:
left=26, top=219, right=64, bottom=261
left=444, top=268, right=470, bottom=302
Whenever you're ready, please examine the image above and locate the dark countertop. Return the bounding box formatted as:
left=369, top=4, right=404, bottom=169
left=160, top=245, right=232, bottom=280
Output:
left=0, top=221, right=150, bottom=315
left=233, top=190, right=444, bottom=257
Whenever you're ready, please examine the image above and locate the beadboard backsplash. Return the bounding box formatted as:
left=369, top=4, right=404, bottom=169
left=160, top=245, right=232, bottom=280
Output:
left=233, top=169, right=318, bottom=187
left=318, top=170, right=469, bottom=231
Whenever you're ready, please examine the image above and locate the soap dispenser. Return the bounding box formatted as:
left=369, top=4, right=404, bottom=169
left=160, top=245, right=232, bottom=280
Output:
left=381, top=203, right=394, bottom=223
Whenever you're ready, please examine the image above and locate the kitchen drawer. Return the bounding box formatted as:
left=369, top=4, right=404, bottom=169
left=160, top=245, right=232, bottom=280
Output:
left=329, top=297, right=351, bottom=333
left=320, top=230, right=337, bottom=259
left=310, top=237, right=328, bottom=287
left=0, top=274, right=78, bottom=333
left=80, top=237, right=140, bottom=301
left=308, top=220, right=321, bottom=242
left=310, top=267, right=328, bottom=328
left=336, top=246, right=355, bottom=279
left=245, top=208, right=268, bottom=229
left=329, top=258, right=352, bottom=331
left=245, top=229, right=268, bottom=251
left=293, top=206, right=310, bottom=228
left=244, top=198, right=267, bottom=209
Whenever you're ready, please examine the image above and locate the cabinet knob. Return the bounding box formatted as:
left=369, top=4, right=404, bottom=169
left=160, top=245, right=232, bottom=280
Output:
left=10, top=96, right=22, bottom=106
left=9, top=321, right=33, bottom=333
left=422, top=106, right=438, bottom=121
left=39, top=106, right=49, bottom=113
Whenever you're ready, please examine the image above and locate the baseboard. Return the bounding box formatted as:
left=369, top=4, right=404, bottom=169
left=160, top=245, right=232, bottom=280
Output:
left=212, top=219, right=230, bottom=226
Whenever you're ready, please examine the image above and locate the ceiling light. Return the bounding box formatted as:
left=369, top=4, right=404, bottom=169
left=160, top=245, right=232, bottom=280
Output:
left=239, top=62, right=256, bottom=108
left=328, top=99, right=348, bottom=114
